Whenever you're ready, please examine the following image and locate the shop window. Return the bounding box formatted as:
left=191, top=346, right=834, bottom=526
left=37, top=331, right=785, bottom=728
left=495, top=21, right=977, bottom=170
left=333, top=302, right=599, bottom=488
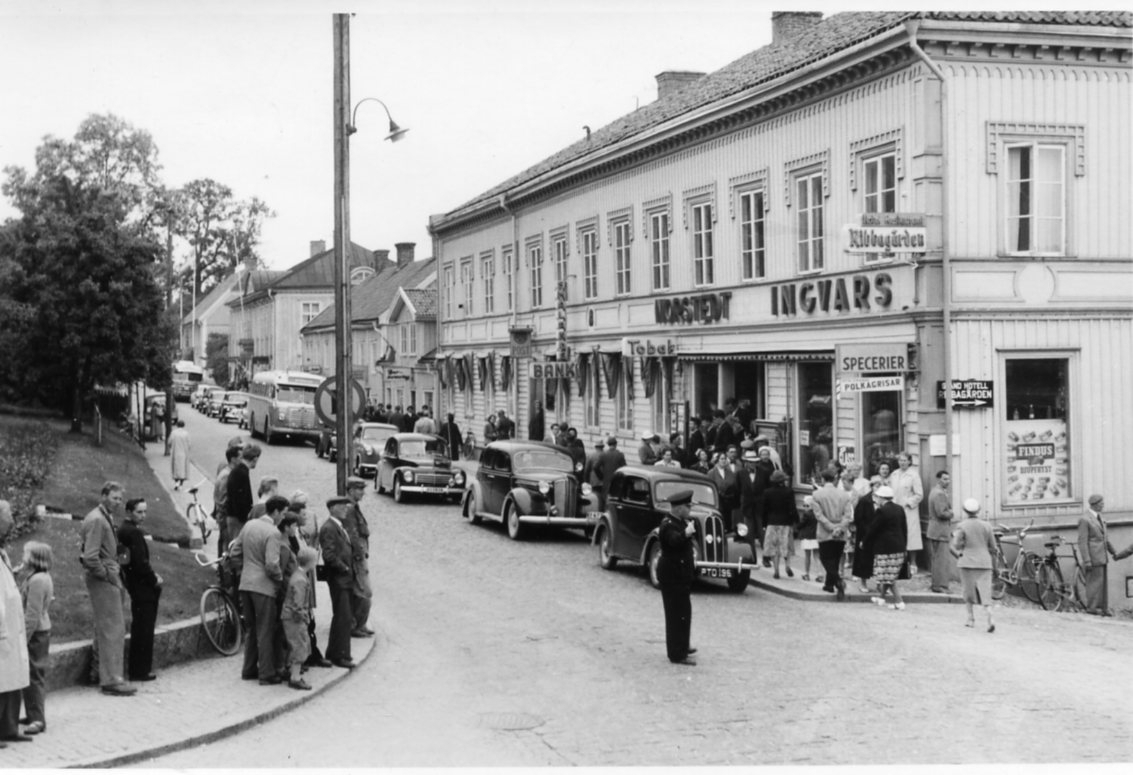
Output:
left=797, top=362, right=833, bottom=485
left=1003, top=357, right=1071, bottom=506
left=616, top=363, right=633, bottom=433
left=862, top=388, right=902, bottom=477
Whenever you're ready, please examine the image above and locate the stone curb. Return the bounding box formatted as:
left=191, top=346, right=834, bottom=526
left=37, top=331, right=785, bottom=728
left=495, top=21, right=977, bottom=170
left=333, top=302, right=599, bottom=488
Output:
left=746, top=572, right=965, bottom=604
left=68, top=636, right=377, bottom=769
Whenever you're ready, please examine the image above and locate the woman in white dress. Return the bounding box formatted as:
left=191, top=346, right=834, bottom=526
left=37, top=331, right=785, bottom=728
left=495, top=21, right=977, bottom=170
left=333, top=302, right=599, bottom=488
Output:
left=889, top=452, right=924, bottom=575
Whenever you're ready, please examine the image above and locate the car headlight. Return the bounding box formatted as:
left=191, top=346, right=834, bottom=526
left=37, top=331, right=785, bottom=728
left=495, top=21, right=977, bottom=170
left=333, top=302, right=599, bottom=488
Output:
left=580, top=482, right=593, bottom=496
left=736, top=523, right=749, bottom=538
left=538, top=481, right=551, bottom=495
left=403, top=470, right=415, bottom=483
left=277, top=410, right=285, bottom=421
left=452, top=470, right=466, bottom=485
left=575, top=461, right=583, bottom=473
left=361, top=444, right=373, bottom=455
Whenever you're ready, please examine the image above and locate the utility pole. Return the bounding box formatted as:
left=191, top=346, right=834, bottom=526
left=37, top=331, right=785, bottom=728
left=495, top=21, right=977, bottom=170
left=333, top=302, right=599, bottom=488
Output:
left=332, top=13, right=353, bottom=495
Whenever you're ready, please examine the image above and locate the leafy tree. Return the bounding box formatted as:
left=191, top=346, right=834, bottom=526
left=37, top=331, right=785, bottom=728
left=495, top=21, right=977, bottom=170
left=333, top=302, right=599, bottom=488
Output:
left=205, top=332, right=230, bottom=387
left=176, top=178, right=273, bottom=299
left=0, top=114, right=176, bottom=431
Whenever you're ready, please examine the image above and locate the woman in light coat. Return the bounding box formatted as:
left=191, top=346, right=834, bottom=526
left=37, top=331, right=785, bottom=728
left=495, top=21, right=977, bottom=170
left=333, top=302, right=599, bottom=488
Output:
left=889, top=452, right=924, bottom=574
left=169, top=420, right=191, bottom=490
left=0, top=500, right=31, bottom=744
left=950, top=498, right=997, bottom=632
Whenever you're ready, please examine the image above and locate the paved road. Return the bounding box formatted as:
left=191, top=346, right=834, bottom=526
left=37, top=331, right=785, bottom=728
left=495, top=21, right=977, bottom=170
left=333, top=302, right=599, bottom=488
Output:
left=139, top=405, right=1133, bottom=766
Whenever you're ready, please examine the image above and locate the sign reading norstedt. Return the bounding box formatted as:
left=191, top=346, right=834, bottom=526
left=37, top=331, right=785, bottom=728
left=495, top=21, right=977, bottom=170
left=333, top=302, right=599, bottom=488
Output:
left=936, top=379, right=995, bottom=409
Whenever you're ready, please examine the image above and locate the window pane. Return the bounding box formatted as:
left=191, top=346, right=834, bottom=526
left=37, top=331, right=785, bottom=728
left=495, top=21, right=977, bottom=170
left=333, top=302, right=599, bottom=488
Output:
left=797, top=362, right=833, bottom=485
left=1004, top=358, right=1070, bottom=505
left=863, top=389, right=902, bottom=477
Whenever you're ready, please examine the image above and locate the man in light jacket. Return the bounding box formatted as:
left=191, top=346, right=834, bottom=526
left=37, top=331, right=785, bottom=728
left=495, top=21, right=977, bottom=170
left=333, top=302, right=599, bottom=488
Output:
left=230, top=494, right=287, bottom=683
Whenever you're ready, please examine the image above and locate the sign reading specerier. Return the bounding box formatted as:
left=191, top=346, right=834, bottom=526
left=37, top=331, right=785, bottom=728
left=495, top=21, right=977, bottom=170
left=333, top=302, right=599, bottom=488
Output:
left=836, top=343, right=908, bottom=373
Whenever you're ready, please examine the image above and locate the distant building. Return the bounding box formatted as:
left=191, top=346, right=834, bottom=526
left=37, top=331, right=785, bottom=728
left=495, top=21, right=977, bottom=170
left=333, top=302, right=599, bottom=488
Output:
left=179, top=271, right=243, bottom=371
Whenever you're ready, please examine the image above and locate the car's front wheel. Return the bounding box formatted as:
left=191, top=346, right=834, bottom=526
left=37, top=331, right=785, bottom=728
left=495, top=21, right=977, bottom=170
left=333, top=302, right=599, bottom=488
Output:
left=463, top=494, right=482, bottom=525
left=504, top=501, right=523, bottom=540
left=727, top=570, right=751, bottom=593
left=597, top=525, right=617, bottom=570
left=393, top=477, right=406, bottom=503
left=647, top=542, right=662, bottom=589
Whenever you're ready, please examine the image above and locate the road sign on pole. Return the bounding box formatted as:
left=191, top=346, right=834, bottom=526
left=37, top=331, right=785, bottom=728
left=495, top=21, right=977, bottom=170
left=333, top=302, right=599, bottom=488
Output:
left=315, top=376, right=367, bottom=430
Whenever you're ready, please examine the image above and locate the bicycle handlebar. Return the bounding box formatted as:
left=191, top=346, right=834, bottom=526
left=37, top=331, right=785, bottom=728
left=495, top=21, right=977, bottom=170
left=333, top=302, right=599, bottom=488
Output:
left=194, top=551, right=221, bottom=567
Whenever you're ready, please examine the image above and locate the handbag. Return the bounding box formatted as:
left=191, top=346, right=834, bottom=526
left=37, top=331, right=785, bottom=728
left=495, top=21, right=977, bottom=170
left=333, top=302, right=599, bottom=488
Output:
left=312, top=513, right=328, bottom=581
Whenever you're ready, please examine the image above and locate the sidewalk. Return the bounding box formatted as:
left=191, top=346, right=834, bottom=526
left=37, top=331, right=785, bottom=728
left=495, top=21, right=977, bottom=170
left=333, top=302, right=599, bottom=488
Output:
left=745, top=562, right=964, bottom=605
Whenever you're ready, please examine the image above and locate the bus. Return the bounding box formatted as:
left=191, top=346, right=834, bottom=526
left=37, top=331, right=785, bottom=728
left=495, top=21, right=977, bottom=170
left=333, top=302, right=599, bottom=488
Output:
left=172, top=360, right=206, bottom=402
left=245, top=370, right=324, bottom=445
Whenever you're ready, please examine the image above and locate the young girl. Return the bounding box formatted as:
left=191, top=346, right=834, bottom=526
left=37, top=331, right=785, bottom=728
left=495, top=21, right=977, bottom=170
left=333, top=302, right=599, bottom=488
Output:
left=282, top=546, right=318, bottom=690
left=796, top=495, right=819, bottom=581
left=18, top=542, right=54, bottom=735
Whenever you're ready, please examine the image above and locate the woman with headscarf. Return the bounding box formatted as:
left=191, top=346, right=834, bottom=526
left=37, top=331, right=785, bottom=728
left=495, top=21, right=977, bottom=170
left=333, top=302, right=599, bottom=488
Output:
left=761, top=471, right=798, bottom=579
left=865, top=486, right=908, bottom=610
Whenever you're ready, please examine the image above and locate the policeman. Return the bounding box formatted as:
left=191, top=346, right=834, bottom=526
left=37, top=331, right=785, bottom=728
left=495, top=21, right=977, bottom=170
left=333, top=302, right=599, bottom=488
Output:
left=657, top=489, right=698, bottom=665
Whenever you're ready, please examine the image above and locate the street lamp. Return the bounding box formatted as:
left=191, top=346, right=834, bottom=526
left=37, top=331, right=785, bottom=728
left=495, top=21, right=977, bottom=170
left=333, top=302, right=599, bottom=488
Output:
left=332, top=13, right=408, bottom=494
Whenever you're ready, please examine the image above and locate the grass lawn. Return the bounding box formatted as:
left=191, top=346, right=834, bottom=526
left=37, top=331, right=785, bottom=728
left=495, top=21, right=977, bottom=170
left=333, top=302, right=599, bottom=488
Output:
left=1, top=414, right=214, bottom=643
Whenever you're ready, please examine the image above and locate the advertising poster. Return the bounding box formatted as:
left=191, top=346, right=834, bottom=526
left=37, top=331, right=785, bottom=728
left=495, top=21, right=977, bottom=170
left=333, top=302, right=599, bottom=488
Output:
left=1004, top=419, right=1070, bottom=504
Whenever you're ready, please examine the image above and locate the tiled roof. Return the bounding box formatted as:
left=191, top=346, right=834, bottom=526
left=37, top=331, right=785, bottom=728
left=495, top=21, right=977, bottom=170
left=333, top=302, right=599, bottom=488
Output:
left=435, top=10, right=1130, bottom=227
left=303, top=258, right=437, bottom=332
left=271, top=242, right=381, bottom=289
left=401, top=288, right=437, bottom=320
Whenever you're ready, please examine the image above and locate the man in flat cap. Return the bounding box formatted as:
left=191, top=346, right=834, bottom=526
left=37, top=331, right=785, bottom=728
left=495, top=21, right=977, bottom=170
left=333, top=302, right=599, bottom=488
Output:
left=319, top=497, right=355, bottom=667
left=657, top=490, right=698, bottom=665
left=638, top=432, right=658, bottom=466
left=595, top=436, right=627, bottom=511
left=1079, top=494, right=1116, bottom=616
left=343, top=477, right=374, bottom=637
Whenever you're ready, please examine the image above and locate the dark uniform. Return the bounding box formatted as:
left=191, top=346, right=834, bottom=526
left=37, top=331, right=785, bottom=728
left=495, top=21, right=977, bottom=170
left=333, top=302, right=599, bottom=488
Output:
left=657, top=490, right=697, bottom=665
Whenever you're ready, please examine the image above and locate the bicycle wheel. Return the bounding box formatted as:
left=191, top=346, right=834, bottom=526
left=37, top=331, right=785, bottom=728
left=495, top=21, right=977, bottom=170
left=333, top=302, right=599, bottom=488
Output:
left=1017, top=552, right=1043, bottom=604
left=1037, top=562, right=1064, bottom=611
left=991, top=552, right=1008, bottom=600
left=200, top=587, right=242, bottom=656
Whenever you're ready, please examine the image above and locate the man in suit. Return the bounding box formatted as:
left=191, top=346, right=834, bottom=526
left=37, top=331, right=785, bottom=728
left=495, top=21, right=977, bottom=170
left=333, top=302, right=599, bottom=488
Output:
left=81, top=481, right=136, bottom=696
left=709, top=454, right=738, bottom=530
left=926, top=471, right=957, bottom=593
left=230, top=494, right=287, bottom=683
left=564, top=427, right=586, bottom=468
left=583, top=439, right=605, bottom=491
left=118, top=498, right=162, bottom=682
left=225, top=444, right=261, bottom=543
left=343, top=476, right=374, bottom=637
left=687, top=417, right=705, bottom=462
left=319, top=497, right=356, bottom=667
left=638, top=432, right=658, bottom=466
left=1079, top=493, right=1116, bottom=616
left=388, top=405, right=405, bottom=433
left=595, top=436, right=627, bottom=510
left=496, top=409, right=515, bottom=440
left=528, top=400, right=545, bottom=441
left=439, top=413, right=463, bottom=460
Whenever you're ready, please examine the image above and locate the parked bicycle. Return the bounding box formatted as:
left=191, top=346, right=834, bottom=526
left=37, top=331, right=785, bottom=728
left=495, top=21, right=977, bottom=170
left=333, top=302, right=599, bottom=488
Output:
left=1035, top=534, right=1087, bottom=612
left=185, top=482, right=214, bottom=544
left=991, top=520, right=1043, bottom=603
left=194, top=551, right=243, bottom=656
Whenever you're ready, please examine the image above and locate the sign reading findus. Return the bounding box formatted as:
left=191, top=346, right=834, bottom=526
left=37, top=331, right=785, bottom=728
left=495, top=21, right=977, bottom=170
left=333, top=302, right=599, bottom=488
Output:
left=771, top=272, right=892, bottom=318
left=655, top=292, right=733, bottom=325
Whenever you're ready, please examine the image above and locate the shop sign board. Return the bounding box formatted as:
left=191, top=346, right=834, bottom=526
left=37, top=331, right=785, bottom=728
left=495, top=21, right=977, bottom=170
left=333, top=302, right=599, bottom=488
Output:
left=530, top=361, right=576, bottom=380
left=770, top=271, right=893, bottom=318
left=845, top=212, right=927, bottom=254
left=654, top=292, right=733, bottom=325
left=836, top=375, right=904, bottom=397
left=836, top=343, right=908, bottom=373
left=1005, top=419, right=1069, bottom=503
left=937, top=379, right=995, bottom=409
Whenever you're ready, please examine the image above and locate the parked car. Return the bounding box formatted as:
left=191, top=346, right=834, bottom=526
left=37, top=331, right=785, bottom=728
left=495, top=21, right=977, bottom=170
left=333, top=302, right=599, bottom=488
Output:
left=461, top=440, right=598, bottom=540
left=219, top=393, right=247, bottom=425
left=321, top=422, right=399, bottom=467
left=206, top=390, right=228, bottom=418
left=375, top=433, right=466, bottom=502
left=592, top=466, right=756, bottom=593
left=193, top=385, right=220, bottom=413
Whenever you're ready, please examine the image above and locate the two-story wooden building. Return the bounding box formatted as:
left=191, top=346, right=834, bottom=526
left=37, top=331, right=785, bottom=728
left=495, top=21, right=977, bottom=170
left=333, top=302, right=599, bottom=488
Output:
left=430, top=10, right=1132, bottom=602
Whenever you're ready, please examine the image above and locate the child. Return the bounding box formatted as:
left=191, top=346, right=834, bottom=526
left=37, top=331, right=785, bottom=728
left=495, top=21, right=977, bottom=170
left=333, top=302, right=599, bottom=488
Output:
left=18, top=542, right=54, bottom=735
left=796, top=495, right=819, bottom=581
left=282, top=546, right=317, bottom=690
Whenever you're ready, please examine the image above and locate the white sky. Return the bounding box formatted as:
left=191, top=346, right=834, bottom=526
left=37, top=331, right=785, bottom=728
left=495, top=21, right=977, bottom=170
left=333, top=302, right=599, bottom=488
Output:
left=0, top=0, right=1063, bottom=272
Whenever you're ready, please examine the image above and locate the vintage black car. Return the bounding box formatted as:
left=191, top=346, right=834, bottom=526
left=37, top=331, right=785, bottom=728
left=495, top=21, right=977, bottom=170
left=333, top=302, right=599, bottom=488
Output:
left=316, top=422, right=399, bottom=471
left=462, top=440, right=598, bottom=539
left=593, top=466, right=756, bottom=592
left=375, top=433, right=466, bottom=502
left=218, top=393, right=247, bottom=425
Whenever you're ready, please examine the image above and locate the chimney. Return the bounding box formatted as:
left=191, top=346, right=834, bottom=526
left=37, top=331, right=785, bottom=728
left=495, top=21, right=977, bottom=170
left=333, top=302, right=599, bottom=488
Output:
left=373, top=249, right=390, bottom=272
left=309, top=239, right=326, bottom=257
left=655, top=71, right=705, bottom=101
left=771, top=11, right=822, bottom=45
left=395, top=242, right=416, bottom=267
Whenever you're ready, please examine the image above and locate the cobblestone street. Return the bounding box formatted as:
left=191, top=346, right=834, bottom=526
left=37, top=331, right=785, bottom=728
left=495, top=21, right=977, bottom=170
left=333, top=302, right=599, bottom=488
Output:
left=133, top=409, right=1133, bottom=767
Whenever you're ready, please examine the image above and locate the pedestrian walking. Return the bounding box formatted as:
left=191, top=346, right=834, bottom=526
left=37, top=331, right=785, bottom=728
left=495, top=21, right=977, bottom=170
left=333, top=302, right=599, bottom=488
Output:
left=1078, top=494, right=1116, bottom=616
left=811, top=468, right=852, bottom=599
left=851, top=476, right=882, bottom=591
left=439, top=413, right=462, bottom=461
left=761, top=471, right=798, bottom=579
left=950, top=498, right=997, bottom=632
left=890, top=452, right=924, bottom=575
left=281, top=546, right=318, bottom=690
left=17, top=541, right=53, bottom=736
left=80, top=482, right=136, bottom=696
left=343, top=477, right=373, bottom=638
left=0, top=501, right=32, bottom=745
left=118, top=499, right=162, bottom=682
left=595, top=436, right=627, bottom=511
left=657, top=490, right=698, bottom=666
left=865, top=485, right=908, bottom=610
left=319, top=497, right=355, bottom=668
left=926, top=471, right=957, bottom=593
left=168, top=420, right=190, bottom=490
left=796, top=495, right=819, bottom=580
left=230, top=494, right=287, bottom=684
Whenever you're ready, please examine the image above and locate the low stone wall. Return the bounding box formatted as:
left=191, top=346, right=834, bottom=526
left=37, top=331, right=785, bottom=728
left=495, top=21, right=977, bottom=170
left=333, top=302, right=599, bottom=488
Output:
left=47, top=617, right=220, bottom=692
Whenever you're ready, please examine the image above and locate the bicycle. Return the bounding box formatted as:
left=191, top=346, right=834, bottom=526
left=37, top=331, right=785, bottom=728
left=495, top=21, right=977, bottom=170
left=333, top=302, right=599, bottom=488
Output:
left=991, top=521, right=1043, bottom=603
left=185, top=482, right=215, bottom=544
left=194, top=551, right=244, bottom=656
left=1035, top=534, right=1087, bottom=612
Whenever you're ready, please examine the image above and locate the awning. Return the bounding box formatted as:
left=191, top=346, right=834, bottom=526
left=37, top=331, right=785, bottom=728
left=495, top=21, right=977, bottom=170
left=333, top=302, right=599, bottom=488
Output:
left=677, top=350, right=834, bottom=362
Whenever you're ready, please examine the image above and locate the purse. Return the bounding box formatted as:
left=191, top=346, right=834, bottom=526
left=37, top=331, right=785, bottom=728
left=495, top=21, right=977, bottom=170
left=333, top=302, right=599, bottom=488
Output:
left=312, top=514, right=328, bottom=581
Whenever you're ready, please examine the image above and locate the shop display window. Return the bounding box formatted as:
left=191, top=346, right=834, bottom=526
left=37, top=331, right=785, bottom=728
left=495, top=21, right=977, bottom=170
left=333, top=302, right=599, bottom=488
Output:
left=797, top=362, right=833, bottom=484
left=862, top=389, right=902, bottom=477
left=1003, top=357, right=1071, bottom=505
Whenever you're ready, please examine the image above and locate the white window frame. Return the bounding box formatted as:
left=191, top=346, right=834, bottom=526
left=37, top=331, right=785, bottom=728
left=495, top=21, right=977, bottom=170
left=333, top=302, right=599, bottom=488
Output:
left=738, top=188, right=766, bottom=281
left=502, top=246, right=514, bottom=312
left=300, top=301, right=322, bottom=325
left=581, top=228, right=599, bottom=301
left=527, top=239, right=544, bottom=309
left=443, top=265, right=455, bottom=319
left=613, top=219, right=632, bottom=296
left=551, top=230, right=569, bottom=301
left=1004, top=142, right=1067, bottom=257
left=861, top=149, right=898, bottom=217
left=460, top=258, right=474, bottom=317
left=615, top=361, right=633, bottom=433
left=648, top=210, right=671, bottom=291
left=400, top=322, right=417, bottom=356
left=481, top=252, right=495, bottom=314
left=795, top=169, right=825, bottom=274
left=690, top=201, right=714, bottom=287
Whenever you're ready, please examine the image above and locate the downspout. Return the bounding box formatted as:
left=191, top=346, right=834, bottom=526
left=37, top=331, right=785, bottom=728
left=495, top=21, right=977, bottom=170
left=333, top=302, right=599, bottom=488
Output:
left=500, top=192, right=518, bottom=419
left=267, top=288, right=277, bottom=371
left=906, top=22, right=955, bottom=496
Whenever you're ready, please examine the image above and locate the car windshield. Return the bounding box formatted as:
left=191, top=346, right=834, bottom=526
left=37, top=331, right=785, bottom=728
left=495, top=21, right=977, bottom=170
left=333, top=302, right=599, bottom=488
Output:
left=655, top=481, right=717, bottom=508
left=276, top=385, right=316, bottom=405
left=399, top=439, right=447, bottom=458
left=512, top=448, right=574, bottom=473
left=360, top=427, right=394, bottom=442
